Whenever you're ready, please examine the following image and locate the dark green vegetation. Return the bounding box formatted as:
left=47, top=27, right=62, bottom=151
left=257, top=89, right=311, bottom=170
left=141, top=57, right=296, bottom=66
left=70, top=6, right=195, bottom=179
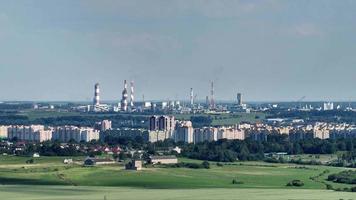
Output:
left=268, top=109, right=356, bottom=123
left=176, top=113, right=266, bottom=127
left=286, top=179, right=304, bottom=187
left=328, top=170, right=356, bottom=184
left=0, top=111, right=148, bottom=128
left=161, top=161, right=210, bottom=169
left=0, top=156, right=355, bottom=199
left=182, top=135, right=356, bottom=166
left=0, top=108, right=266, bottom=128
left=0, top=155, right=353, bottom=190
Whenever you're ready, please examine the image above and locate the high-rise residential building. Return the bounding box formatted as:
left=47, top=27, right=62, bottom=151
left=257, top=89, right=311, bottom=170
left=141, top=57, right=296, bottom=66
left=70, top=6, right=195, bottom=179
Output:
left=217, top=126, right=245, bottom=140
left=53, top=126, right=99, bottom=142
left=0, top=125, right=9, bottom=138
left=193, top=127, right=218, bottom=143
left=101, top=120, right=112, bottom=131
left=7, top=125, right=52, bottom=142
left=174, top=121, right=194, bottom=143
left=148, top=115, right=175, bottom=142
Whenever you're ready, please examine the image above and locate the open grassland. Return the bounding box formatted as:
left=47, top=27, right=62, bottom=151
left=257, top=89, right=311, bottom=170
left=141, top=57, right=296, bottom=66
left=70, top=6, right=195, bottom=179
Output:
left=174, top=112, right=266, bottom=126
left=0, top=185, right=355, bottom=200
left=0, top=155, right=353, bottom=190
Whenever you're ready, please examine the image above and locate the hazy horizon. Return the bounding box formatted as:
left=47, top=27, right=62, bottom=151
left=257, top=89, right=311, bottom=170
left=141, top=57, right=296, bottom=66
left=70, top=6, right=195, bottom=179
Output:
left=1, top=0, right=356, bottom=102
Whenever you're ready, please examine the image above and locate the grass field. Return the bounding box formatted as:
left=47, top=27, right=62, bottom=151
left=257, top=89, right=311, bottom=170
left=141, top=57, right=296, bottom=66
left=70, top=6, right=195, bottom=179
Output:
left=174, top=112, right=266, bottom=126
left=0, top=155, right=354, bottom=199
left=1, top=185, right=355, bottom=200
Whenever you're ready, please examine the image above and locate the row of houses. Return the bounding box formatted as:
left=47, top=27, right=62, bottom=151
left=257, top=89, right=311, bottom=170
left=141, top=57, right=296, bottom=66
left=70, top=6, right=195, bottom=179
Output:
left=148, top=116, right=246, bottom=143
left=148, top=116, right=356, bottom=143
left=0, top=125, right=99, bottom=142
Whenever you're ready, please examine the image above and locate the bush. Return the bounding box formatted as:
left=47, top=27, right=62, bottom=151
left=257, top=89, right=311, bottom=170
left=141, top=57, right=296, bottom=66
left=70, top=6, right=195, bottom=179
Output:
left=202, top=161, right=210, bottom=169
left=232, top=178, right=244, bottom=185
left=286, top=180, right=304, bottom=187
left=351, top=187, right=356, bottom=192
left=163, top=162, right=211, bottom=169
left=216, top=162, right=224, bottom=167
left=326, top=184, right=333, bottom=190
left=26, top=159, right=34, bottom=164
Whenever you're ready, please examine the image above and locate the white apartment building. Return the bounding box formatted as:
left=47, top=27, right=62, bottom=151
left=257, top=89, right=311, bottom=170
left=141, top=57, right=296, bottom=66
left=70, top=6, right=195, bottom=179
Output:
left=53, top=126, right=100, bottom=142
left=174, top=121, right=194, bottom=143
left=7, top=125, right=52, bottom=142
left=0, top=125, right=10, bottom=138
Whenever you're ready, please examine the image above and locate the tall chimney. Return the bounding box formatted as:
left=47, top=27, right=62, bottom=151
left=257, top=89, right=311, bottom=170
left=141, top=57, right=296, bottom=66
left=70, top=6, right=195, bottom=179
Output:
left=93, top=83, right=100, bottom=106
left=190, top=88, right=194, bottom=107
left=130, top=81, right=134, bottom=108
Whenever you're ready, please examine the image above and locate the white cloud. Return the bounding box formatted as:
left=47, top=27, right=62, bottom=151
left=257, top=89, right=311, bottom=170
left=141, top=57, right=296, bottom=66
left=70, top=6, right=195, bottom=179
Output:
left=82, top=0, right=277, bottom=19
left=293, top=23, right=322, bottom=37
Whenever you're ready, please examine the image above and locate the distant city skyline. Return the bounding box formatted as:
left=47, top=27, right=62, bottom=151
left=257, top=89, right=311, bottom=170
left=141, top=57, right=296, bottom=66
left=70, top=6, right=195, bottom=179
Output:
left=1, top=0, right=356, bottom=102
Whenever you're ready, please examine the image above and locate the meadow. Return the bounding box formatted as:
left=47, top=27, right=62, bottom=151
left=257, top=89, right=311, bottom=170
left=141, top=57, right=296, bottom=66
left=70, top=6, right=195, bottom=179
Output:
left=1, top=185, right=356, bottom=200
left=0, top=155, right=354, bottom=199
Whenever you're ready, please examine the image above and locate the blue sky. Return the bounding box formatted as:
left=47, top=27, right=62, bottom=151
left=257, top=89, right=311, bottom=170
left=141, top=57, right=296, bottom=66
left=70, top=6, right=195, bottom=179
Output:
left=0, top=0, right=356, bottom=102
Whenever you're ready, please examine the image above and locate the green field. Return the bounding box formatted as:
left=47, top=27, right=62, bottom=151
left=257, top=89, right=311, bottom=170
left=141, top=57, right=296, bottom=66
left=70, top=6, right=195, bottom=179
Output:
left=0, top=155, right=354, bottom=199
left=174, top=112, right=266, bottom=126
left=1, top=185, right=355, bottom=200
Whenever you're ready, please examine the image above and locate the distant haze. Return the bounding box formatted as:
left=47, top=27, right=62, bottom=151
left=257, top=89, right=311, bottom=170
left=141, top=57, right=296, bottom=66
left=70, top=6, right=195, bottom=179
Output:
left=0, top=0, right=356, bottom=102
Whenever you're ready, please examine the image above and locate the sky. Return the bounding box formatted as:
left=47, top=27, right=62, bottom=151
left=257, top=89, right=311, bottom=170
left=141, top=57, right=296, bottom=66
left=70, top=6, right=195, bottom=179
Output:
left=0, top=0, right=356, bottom=102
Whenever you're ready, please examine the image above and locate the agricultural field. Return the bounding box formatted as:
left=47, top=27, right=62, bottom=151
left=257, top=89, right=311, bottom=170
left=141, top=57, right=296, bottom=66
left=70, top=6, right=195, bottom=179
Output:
left=0, top=155, right=355, bottom=200
left=1, top=185, right=355, bottom=200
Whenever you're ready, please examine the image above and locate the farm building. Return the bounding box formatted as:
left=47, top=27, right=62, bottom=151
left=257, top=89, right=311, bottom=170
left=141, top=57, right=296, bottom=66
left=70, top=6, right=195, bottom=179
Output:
left=84, top=157, right=116, bottom=166
left=150, top=155, right=178, bottom=164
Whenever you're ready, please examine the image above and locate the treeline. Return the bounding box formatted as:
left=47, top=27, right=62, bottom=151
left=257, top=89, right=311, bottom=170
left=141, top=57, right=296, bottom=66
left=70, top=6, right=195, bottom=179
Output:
left=181, top=135, right=356, bottom=162
left=14, top=141, right=85, bottom=157
left=0, top=114, right=149, bottom=128
left=267, top=110, right=356, bottom=123
left=327, top=170, right=356, bottom=184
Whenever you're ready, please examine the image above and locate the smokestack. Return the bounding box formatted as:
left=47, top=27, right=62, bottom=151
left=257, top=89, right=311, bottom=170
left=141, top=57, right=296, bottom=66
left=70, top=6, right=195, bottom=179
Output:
left=237, top=93, right=242, bottom=106
left=93, top=83, right=100, bottom=106
left=130, top=81, right=134, bottom=108
left=121, top=80, right=128, bottom=111
left=190, top=88, right=194, bottom=107
left=210, top=81, right=215, bottom=109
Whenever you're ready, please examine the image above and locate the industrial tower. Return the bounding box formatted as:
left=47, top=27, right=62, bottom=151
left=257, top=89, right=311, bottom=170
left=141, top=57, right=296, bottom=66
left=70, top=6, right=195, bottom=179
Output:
left=121, top=80, right=128, bottom=112
left=93, top=83, right=100, bottom=106
left=129, top=81, right=135, bottom=109
left=210, top=81, right=215, bottom=109
left=190, top=88, right=194, bottom=107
